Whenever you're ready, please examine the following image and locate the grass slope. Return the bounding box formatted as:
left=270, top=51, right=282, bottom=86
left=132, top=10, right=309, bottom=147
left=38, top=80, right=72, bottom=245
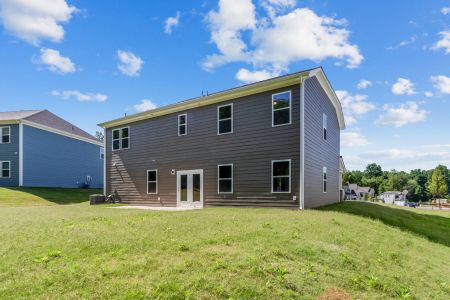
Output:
left=0, top=187, right=102, bottom=207
left=0, top=193, right=449, bottom=299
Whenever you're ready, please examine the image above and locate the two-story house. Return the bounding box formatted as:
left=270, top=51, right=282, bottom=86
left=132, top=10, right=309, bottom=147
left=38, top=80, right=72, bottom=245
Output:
left=0, top=110, right=103, bottom=188
left=99, top=67, right=345, bottom=209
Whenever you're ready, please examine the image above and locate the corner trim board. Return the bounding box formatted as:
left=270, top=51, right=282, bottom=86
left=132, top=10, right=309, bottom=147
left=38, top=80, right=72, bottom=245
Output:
left=19, top=122, right=23, bottom=186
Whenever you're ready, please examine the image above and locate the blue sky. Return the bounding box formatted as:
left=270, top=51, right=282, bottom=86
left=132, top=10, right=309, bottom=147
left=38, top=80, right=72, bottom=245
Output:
left=0, top=0, right=449, bottom=171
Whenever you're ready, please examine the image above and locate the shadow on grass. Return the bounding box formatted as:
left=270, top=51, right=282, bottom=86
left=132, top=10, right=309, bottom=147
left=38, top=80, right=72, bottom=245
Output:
left=3, top=187, right=102, bottom=205
left=320, top=202, right=450, bottom=247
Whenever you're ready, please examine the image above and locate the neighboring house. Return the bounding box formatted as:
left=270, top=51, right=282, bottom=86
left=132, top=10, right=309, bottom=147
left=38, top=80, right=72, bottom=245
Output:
left=380, top=191, right=408, bottom=205
left=344, top=183, right=375, bottom=200
left=0, top=110, right=103, bottom=188
left=99, top=67, right=345, bottom=209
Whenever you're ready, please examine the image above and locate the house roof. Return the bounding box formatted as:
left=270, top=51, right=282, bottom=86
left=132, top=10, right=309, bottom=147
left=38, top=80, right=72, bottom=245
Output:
left=99, top=67, right=346, bottom=129
left=0, top=110, right=101, bottom=145
left=0, top=110, right=43, bottom=120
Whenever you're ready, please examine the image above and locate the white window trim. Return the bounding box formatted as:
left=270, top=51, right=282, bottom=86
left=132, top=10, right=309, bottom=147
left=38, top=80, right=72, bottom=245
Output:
left=0, top=161, right=11, bottom=179
left=147, top=169, right=158, bottom=194
left=0, top=126, right=11, bottom=144
left=218, top=164, right=233, bottom=194
left=272, top=91, right=292, bottom=127
left=217, top=103, right=233, bottom=135
left=100, top=147, right=105, bottom=159
left=178, top=114, right=187, bottom=136
left=112, top=126, right=130, bottom=151
left=271, top=159, right=291, bottom=193
left=323, top=113, right=327, bottom=141
left=323, top=166, right=327, bottom=193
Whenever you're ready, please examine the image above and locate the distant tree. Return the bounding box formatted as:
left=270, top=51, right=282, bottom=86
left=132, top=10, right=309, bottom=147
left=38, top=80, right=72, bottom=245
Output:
left=95, top=131, right=104, bottom=142
left=364, top=163, right=383, bottom=178
left=385, top=171, right=408, bottom=191
left=428, top=167, right=448, bottom=200
left=409, top=169, right=429, bottom=201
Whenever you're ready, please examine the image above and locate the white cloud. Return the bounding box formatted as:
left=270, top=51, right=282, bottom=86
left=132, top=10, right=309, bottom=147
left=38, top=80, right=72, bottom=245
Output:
left=235, top=68, right=280, bottom=83
left=51, top=90, right=107, bottom=102
left=432, top=31, right=450, bottom=54
left=375, top=102, right=428, bottom=127
left=204, top=1, right=363, bottom=80
left=391, top=78, right=415, bottom=95
left=164, top=11, right=180, bottom=34
left=336, top=90, right=375, bottom=126
left=424, top=91, right=434, bottom=97
left=356, top=79, right=372, bottom=90
left=116, top=50, right=144, bottom=77
left=133, top=99, right=157, bottom=112
left=431, top=75, right=450, bottom=94
left=387, top=35, right=417, bottom=50
left=0, top=0, right=77, bottom=45
left=341, top=131, right=370, bottom=148
left=203, top=0, right=256, bottom=70
left=441, top=7, right=450, bottom=15
left=361, top=144, right=450, bottom=171
left=36, top=48, right=75, bottom=74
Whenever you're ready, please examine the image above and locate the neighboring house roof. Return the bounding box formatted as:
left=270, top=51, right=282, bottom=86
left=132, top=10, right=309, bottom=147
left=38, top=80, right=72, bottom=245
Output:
left=0, top=110, right=43, bottom=120
left=99, top=67, right=346, bottom=129
left=358, top=187, right=372, bottom=193
left=0, top=109, right=101, bottom=145
left=382, top=191, right=401, bottom=195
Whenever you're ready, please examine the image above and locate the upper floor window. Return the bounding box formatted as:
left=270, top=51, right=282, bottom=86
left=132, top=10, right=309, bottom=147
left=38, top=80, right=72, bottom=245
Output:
left=272, top=91, right=291, bottom=127
left=218, top=164, right=233, bottom=193
left=323, top=113, right=327, bottom=140
left=1, top=161, right=10, bottom=178
left=112, top=127, right=130, bottom=151
left=178, top=114, right=187, bottom=136
left=1, top=126, right=10, bottom=144
left=218, top=104, right=233, bottom=135
left=100, top=148, right=105, bottom=159
left=323, top=167, right=327, bottom=193
left=147, top=169, right=158, bottom=194
left=272, top=160, right=291, bottom=193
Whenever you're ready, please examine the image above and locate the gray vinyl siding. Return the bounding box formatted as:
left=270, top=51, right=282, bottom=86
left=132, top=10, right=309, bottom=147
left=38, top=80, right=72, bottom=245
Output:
left=106, top=85, right=300, bottom=208
left=0, top=124, right=19, bottom=186
left=303, top=77, right=340, bottom=208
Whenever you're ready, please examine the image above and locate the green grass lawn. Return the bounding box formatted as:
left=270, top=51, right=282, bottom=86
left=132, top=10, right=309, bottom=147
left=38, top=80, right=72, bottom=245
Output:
left=0, top=191, right=449, bottom=299
left=0, top=187, right=102, bottom=207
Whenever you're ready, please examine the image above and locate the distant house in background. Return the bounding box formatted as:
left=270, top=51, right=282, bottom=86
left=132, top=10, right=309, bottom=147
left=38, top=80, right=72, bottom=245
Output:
left=380, top=191, right=408, bottom=205
left=0, top=110, right=103, bottom=188
left=344, top=183, right=375, bottom=200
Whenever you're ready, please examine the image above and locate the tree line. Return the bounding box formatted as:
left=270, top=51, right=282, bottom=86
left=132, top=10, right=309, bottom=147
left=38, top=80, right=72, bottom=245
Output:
left=343, top=163, right=449, bottom=202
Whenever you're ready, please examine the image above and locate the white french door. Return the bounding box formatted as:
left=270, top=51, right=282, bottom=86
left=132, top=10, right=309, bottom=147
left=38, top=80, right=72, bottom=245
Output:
left=177, top=169, right=203, bottom=208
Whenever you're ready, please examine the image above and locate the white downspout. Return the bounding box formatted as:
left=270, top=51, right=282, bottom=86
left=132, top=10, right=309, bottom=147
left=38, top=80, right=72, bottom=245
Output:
left=103, top=127, right=106, bottom=196
left=299, top=76, right=306, bottom=210
left=19, top=122, right=23, bottom=186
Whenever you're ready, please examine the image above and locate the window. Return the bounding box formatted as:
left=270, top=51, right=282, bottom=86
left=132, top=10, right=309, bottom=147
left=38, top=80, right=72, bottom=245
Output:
left=272, top=91, right=291, bottom=126
left=218, top=104, right=233, bottom=135
left=112, top=127, right=130, bottom=150
left=1, top=161, right=10, bottom=178
left=178, top=114, right=187, bottom=136
left=1, top=126, right=10, bottom=144
left=323, top=167, right=327, bottom=193
left=100, top=148, right=105, bottom=159
left=272, top=160, right=291, bottom=193
left=218, top=164, right=233, bottom=193
left=323, top=113, right=327, bottom=140
left=147, top=170, right=158, bottom=194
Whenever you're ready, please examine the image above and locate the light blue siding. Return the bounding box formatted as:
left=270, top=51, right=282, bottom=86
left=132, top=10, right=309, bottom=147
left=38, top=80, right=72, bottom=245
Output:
left=0, top=124, right=19, bottom=186
left=23, top=125, right=103, bottom=188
